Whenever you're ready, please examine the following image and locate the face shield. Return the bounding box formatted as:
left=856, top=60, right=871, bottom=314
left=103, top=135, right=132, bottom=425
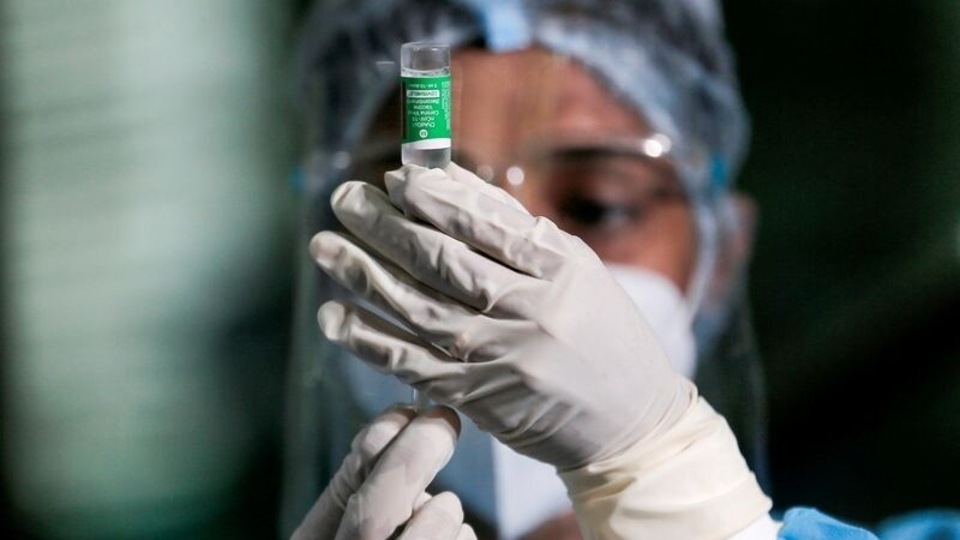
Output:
left=282, top=1, right=765, bottom=537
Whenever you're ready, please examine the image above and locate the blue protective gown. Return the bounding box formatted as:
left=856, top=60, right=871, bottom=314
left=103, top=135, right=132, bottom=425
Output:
left=781, top=507, right=960, bottom=540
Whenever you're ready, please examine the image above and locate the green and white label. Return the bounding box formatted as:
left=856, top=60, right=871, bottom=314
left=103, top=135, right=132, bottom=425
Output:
left=402, top=75, right=452, bottom=148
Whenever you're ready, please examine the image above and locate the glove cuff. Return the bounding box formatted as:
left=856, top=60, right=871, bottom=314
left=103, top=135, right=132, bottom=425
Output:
left=559, top=396, right=772, bottom=540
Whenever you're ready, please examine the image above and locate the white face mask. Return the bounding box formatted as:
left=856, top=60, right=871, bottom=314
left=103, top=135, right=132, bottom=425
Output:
left=604, top=264, right=699, bottom=380
left=339, top=264, right=699, bottom=539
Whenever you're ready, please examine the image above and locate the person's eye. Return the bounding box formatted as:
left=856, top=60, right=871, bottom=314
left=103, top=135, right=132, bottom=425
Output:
left=556, top=196, right=645, bottom=230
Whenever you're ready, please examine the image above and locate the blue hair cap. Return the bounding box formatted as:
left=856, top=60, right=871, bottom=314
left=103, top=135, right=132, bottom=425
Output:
left=453, top=0, right=531, bottom=51
left=710, top=155, right=729, bottom=192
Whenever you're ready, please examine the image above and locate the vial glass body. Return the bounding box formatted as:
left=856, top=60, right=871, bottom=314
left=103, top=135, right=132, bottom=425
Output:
left=401, top=42, right=451, bottom=168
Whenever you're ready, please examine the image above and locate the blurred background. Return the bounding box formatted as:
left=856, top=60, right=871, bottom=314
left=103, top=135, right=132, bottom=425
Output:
left=727, top=0, right=959, bottom=524
left=0, top=0, right=956, bottom=538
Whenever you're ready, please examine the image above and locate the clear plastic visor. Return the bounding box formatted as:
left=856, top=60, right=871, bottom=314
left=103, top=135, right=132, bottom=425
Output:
left=345, top=47, right=705, bottom=297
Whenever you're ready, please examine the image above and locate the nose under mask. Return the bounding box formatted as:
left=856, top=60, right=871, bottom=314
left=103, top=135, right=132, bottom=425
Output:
left=339, top=263, right=699, bottom=538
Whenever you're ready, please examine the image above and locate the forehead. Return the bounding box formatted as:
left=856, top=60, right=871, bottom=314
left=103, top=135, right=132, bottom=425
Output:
left=451, top=47, right=653, bottom=159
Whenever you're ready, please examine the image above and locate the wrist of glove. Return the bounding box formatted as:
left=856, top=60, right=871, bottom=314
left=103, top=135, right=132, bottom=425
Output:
left=312, top=163, right=691, bottom=470
left=559, top=395, right=772, bottom=540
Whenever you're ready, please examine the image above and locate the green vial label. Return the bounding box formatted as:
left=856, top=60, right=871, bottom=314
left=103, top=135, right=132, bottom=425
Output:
left=402, top=75, right=452, bottom=147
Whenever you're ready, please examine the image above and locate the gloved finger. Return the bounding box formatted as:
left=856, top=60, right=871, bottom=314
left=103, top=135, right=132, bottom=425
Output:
left=318, top=301, right=527, bottom=435
left=324, top=182, right=539, bottom=314
left=455, top=525, right=478, bottom=540
left=311, top=230, right=521, bottom=361
left=383, top=165, right=578, bottom=279
left=396, top=491, right=465, bottom=540
left=387, top=162, right=530, bottom=215
left=336, top=406, right=461, bottom=540
left=291, top=406, right=416, bottom=540
left=318, top=300, right=465, bottom=380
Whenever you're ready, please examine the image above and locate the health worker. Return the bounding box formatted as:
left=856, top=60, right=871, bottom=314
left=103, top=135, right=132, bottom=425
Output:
left=280, top=1, right=960, bottom=539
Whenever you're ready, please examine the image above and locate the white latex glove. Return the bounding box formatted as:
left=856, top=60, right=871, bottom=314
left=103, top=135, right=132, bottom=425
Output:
left=311, top=163, right=771, bottom=539
left=291, top=405, right=476, bottom=540
left=312, top=163, right=690, bottom=469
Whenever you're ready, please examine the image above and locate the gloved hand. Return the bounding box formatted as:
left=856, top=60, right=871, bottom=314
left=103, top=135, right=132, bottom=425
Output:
left=291, top=405, right=476, bottom=540
left=311, top=163, right=691, bottom=470
left=311, top=163, right=771, bottom=539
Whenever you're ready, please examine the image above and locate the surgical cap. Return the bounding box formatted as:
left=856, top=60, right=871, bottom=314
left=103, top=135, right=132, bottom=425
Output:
left=295, top=0, right=749, bottom=196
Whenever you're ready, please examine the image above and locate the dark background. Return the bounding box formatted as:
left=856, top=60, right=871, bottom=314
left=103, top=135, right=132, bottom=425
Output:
left=1, top=0, right=957, bottom=538
left=726, top=0, right=959, bottom=523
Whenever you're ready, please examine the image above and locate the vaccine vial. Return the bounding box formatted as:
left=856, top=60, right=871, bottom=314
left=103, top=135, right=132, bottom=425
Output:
left=401, top=42, right=451, bottom=168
